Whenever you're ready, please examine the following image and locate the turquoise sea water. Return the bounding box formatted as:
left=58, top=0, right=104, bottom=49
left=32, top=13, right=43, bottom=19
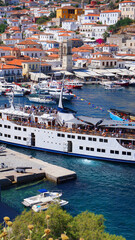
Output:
left=1, top=85, right=135, bottom=240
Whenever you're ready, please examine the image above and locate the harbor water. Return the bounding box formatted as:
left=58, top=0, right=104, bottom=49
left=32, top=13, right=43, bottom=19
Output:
left=1, top=84, right=135, bottom=240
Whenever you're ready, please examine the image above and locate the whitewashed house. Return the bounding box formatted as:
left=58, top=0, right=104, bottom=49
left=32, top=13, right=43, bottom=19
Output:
left=62, top=20, right=80, bottom=31
left=100, top=9, right=121, bottom=25
left=21, top=48, right=45, bottom=58
left=119, top=0, right=135, bottom=10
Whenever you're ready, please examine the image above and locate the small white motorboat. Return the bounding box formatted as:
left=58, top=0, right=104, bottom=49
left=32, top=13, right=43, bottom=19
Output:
left=104, top=83, right=124, bottom=90
left=32, top=198, right=69, bottom=212
left=4, top=90, right=24, bottom=97
left=28, top=96, right=56, bottom=104
left=22, top=189, right=62, bottom=207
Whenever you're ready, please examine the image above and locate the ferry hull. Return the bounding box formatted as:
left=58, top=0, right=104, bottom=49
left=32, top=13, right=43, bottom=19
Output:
left=1, top=139, right=135, bottom=164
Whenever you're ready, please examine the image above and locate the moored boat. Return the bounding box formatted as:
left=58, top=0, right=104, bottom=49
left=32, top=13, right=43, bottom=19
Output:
left=115, top=80, right=129, bottom=86
left=64, top=79, right=83, bottom=89
left=32, top=198, right=69, bottom=212
left=22, top=189, right=62, bottom=207
left=104, top=83, right=124, bottom=90
left=108, top=109, right=135, bottom=122
left=28, top=96, right=56, bottom=104
left=0, top=90, right=135, bottom=163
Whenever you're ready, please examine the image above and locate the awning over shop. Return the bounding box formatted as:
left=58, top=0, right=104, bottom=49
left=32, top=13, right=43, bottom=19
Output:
left=103, top=73, right=115, bottom=76
left=60, top=71, right=73, bottom=76
left=74, top=71, right=90, bottom=78
left=29, top=72, right=50, bottom=81
left=87, top=70, right=101, bottom=77
left=107, top=69, right=122, bottom=73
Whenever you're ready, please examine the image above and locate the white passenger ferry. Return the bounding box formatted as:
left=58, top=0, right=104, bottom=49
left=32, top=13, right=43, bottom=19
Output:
left=0, top=90, right=135, bottom=164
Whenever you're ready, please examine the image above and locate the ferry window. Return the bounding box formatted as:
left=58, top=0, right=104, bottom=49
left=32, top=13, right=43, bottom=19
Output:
left=122, top=151, right=126, bottom=155
left=18, top=137, right=21, bottom=140
left=0, top=133, right=2, bottom=136
left=8, top=126, right=11, bottom=129
left=93, top=138, right=96, bottom=141
left=67, top=135, right=71, bottom=138
left=0, top=124, right=2, bottom=127
left=115, top=151, right=119, bottom=154
left=79, top=146, right=83, bottom=150
left=97, top=148, right=100, bottom=152
left=91, top=148, right=94, bottom=151
left=110, top=150, right=114, bottom=154
left=86, top=147, right=89, bottom=151
left=18, top=127, right=21, bottom=131
left=62, top=134, right=65, bottom=137
left=127, top=152, right=131, bottom=156
left=102, top=149, right=105, bottom=153
left=72, top=135, right=75, bottom=139
left=15, top=127, right=17, bottom=130
left=23, top=137, right=27, bottom=141
left=57, top=133, right=60, bottom=137
left=23, top=128, right=26, bottom=131
left=78, top=136, right=81, bottom=139
left=14, top=136, right=17, bottom=139
left=4, top=125, right=7, bottom=128
left=4, top=134, right=7, bottom=137
left=99, top=139, right=103, bottom=142
left=104, top=139, right=108, bottom=143
left=82, top=136, right=85, bottom=140
left=88, top=137, right=92, bottom=141
left=8, top=135, right=11, bottom=138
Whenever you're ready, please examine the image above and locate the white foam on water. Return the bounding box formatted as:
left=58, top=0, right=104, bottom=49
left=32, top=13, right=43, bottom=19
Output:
left=81, top=159, right=94, bottom=165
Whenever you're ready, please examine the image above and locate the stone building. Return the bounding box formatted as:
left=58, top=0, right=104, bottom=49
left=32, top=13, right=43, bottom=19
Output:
left=60, top=40, right=72, bottom=71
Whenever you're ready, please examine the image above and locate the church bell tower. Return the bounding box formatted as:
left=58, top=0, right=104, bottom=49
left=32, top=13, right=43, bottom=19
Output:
left=60, top=40, right=72, bottom=72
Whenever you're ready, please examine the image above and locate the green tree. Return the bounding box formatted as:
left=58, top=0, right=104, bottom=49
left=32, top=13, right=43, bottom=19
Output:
left=0, top=23, right=7, bottom=33
left=13, top=7, right=22, bottom=10
left=7, top=205, right=126, bottom=240
left=108, top=17, right=133, bottom=33
left=109, top=1, right=116, bottom=10
left=36, top=16, right=49, bottom=24
left=68, top=211, right=105, bottom=240
left=103, top=31, right=110, bottom=41
left=49, top=11, right=56, bottom=19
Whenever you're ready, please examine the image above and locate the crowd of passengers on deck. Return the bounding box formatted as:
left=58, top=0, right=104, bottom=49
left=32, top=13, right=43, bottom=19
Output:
left=23, top=105, right=58, bottom=115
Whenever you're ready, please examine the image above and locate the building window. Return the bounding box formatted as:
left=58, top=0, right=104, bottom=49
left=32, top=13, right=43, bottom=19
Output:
left=110, top=150, right=114, bottom=154
left=88, top=137, right=92, bottom=141
left=99, top=139, right=103, bottom=142
left=79, top=146, right=83, bottom=150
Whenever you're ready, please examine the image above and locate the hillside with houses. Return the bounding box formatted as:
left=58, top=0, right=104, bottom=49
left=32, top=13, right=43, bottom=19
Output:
left=0, top=0, right=134, bottom=81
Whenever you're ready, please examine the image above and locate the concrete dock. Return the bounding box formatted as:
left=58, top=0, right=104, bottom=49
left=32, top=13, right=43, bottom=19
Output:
left=0, top=148, right=77, bottom=188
